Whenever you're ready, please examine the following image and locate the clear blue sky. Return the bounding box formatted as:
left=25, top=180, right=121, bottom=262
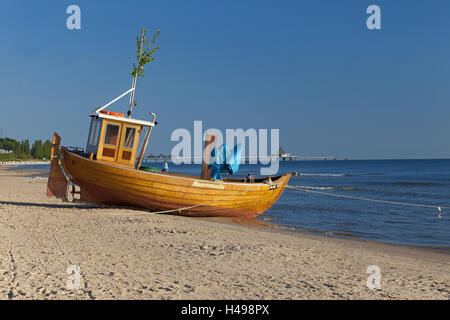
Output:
left=1, top=0, right=449, bottom=159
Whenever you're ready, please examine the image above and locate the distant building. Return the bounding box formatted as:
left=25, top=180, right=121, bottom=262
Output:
left=0, top=149, right=13, bottom=154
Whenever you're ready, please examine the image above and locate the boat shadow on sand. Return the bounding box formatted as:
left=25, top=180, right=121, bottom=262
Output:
left=0, top=200, right=98, bottom=210
left=0, top=200, right=166, bottom=213
left=0, top=201, right=252, bottom=218
left=0, top=200, right=274, bottom=229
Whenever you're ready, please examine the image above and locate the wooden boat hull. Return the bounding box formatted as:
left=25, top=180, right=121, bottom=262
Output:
left=58, top=148, right=290, bottom=218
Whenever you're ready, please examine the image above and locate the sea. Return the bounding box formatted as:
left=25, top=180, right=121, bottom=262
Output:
left=13, top=159, right=450, bottom=248
left=147, top=159, right=450, bottom=248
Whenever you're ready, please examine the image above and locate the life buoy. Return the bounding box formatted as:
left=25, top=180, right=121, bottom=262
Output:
left=100, top=110, right=124, bottom=117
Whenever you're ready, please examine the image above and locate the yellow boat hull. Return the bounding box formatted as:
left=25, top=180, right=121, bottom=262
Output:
left=57, top=148, right=290, bottom=217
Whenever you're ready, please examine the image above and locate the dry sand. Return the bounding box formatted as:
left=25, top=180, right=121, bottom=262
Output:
left=0, top=166, right=449, bottom=300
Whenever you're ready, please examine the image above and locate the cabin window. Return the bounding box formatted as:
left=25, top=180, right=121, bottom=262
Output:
left=86, top=117, right=102, bottom=155
left=104, top=124, right=120, bottom=146
left=87, top=118, right=101, bottom=146
left=123, top=127, right=136, bottom=149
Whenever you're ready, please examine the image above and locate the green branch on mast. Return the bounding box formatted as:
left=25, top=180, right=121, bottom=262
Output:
left=128, top=28, right=160, bottom=118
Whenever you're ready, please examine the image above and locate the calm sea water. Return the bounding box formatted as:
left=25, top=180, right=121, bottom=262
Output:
left=14, top=159, right=450, bottom=247
left=146, top=159, right=450, bottom=248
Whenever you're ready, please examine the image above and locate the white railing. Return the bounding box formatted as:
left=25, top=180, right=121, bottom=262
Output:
left=91, top=88, right=135, bottom=114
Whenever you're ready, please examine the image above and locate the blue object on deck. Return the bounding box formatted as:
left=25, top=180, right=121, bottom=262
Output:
left=209, top=144, right=242, bottom=180
left=228, top=144, right=242, bottom=174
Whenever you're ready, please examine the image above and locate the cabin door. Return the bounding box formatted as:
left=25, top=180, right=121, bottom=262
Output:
left=117, top=125, right=141, bottom=167
left=97, top=121, right=122, bottom=163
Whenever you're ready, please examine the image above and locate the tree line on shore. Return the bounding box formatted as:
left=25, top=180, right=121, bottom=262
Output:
left=0, top=137, right=52, bottom=160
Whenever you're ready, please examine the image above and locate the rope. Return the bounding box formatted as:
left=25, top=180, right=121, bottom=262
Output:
left=129, top=188, right=254, bottom=215
left=285, top=185, right=450, bottom=211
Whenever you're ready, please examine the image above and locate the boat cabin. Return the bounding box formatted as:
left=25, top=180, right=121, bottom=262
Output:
left=86, top=89, right=156, bottom=168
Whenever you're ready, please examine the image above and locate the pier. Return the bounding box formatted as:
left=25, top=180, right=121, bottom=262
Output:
left=144, top=154, right=347, bottom=163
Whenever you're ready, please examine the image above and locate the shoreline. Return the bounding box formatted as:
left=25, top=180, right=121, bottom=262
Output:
left=2, top=165, right=449, bottom=251
left=267, top=223, right=450, bottom=255
left=197, top=215, right=450, bottom=257
left=1, top=166, right=449, bottom=299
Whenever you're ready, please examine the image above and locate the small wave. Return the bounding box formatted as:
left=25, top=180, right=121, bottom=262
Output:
left=298, top=173, right=351, bottom=177
left=272, top=225, right=358, bottom=238
left=365, top=181, right=446, bottom=187
left=392, top=182, right=446, bottom=187
left=295, top=185, right=338, bottom=190
left=28, top=175, right=48, bottom=179
left=290, top=185, right=359, bottom=191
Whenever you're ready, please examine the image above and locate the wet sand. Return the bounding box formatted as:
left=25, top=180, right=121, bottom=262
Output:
left=0, top=166, right=449, bottom=299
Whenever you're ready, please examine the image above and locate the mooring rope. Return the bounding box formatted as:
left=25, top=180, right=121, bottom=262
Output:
left=126, top=188, right=254, bottom=215
left=285, top=185, right=450, bottom=211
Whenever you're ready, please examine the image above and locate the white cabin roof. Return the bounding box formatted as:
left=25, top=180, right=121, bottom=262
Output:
left=90, top=113, right=156, bottom=127
left=90, top=88, right=156, bottom=127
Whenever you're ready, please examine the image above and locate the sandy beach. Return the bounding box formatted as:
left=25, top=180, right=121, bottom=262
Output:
left=0, top=166, right=448, bottom=300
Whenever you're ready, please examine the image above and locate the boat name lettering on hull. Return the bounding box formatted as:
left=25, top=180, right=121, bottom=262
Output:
left=192, top=181, right=225, bottom=190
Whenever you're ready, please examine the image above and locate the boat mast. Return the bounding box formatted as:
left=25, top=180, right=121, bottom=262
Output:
left=127, top=29, right=145, bottom=118
left=126, top=28, right=160, bottom=168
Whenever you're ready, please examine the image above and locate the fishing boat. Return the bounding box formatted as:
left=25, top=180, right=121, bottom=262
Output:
left=46, top=88, right=290, bottom=217
left=46, top=29, right=290, bottom=217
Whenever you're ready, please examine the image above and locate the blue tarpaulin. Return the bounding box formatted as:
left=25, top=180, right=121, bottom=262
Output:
left=209, top=144, right=242, bottom=180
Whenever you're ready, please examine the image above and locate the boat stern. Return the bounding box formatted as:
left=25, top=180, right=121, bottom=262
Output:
left=46, top=132, right=68, bottom=200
